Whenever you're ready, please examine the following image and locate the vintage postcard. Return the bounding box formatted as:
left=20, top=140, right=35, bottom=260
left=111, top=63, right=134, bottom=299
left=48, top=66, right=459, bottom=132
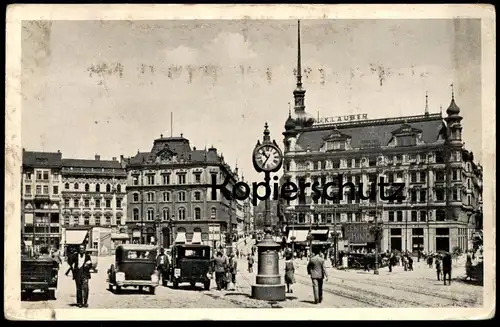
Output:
left=5, top=4, right=496, bottom=321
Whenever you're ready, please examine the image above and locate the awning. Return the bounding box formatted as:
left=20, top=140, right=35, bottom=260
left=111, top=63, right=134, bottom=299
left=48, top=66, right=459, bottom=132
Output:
left=65, top=230, right=89, bottom=245
left=311, top=229, right=329, bottom=235
left=191, top=232, right=202, bottom=244
left=174, top=232, right=187, bottom=244
left=111, top=233, right=129, bottom=240
left=287, top=230, right=309, bottom=243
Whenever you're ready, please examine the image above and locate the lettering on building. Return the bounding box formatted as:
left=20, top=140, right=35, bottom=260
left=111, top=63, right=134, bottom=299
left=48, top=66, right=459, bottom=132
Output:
left=316, top=114, right=368, bottom=125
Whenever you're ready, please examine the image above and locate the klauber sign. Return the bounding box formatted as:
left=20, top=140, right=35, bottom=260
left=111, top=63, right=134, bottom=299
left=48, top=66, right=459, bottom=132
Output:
left=316, top=113, right=368, bottom=125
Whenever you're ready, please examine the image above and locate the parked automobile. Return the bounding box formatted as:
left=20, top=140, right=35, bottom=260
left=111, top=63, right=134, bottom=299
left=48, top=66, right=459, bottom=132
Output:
left=107, top=244, right=159, bottom=294
left=168, top=244, right=211, bottom=290
left=21, top=253, right=59, bottom=300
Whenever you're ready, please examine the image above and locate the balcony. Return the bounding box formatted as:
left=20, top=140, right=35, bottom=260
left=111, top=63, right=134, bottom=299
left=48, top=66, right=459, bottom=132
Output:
left=34, top=194, right=50, bottom=200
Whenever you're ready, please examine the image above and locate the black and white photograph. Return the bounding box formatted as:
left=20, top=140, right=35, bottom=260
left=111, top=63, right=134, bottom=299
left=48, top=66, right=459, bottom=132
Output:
left=5, top=4, right=495, bottom=320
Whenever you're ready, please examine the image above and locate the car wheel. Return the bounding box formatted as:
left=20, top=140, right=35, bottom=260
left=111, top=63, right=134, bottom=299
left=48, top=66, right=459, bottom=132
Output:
left=138, top=286, right=143, bottom=292
left=173, top=280, right=179, bottom=289
left=149, top=287, right=155, bottom=295
left=48, top=290, right=56, bottom=300
left=190, top=281, right=196, bottom=287
left=204, top=281, right=211, bottom=291
left=108, top=284, right=113, bottom=291
left=116, top=286, right=122, bottom=293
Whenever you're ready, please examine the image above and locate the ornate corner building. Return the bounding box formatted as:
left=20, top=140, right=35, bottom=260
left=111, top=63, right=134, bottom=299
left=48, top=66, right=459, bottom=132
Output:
left=280, top=21, right=483, bottom=254
left=123, top=134, right=243, bottom=248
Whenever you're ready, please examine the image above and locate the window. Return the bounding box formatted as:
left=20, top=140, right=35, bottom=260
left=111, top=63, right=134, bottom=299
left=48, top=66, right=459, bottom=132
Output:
left=388, top=211, right=394, bottom=222
left=105, top=200, right=111, bottom=208
left=436, top=209, right=446, bottom=221
left=163, top=192, right=170, bottom=202
left=117, top=185, right=121, bottom=193
left=452, top=169, right=460, bottom=181
left=133, top=208, right=139, bottom=220
left=368, top=157, right=377, bottom=167
left=436, top=228, right=449, bottom=236
left=354, top=159, right=360, bottom=168
left=355, top=212, right=362, bottom=222
left=411, top=211, right=418, bottom=222
left=26, top=172, right=32, bottom=180
left=73, top=199, right=79, bottom=207
left=133, top=176, right=139, bottom=186
left=395, top=155, right=403, bottom=164
left=85, top=183, right=90, bottom=192
left=346, top=159, right=352, bottom=168
left=84, top=199, right=90, bottom=207
left=410, top=173, right=417, bottom=183
left=65, top=183, right=69, bottom=190
left=453, top=188, right=460, bottom=201
left=106, top=184, right=111, bottom=192
left=95, top=184, right=100, bottom=192
left=346, top=213, right=353, bottom=222
left=178, top=208, right=186, bottom=220
left=64, top=199, right=70, bottom=207
left=74, top=183, right=79, bottom=190
left=468, top=195, right=471, bottom=206
left=420, top=211, right=427, bottom=222
left=419, top=172, right=426, bottom=183
left=163, top=174, right=170, bottom=185
left=194, top=173, right=201, bottom=183
left=43, top=185, right=49, bottom=194
left=194, top=208, right=201, bottom=220
left=435, top=171, right=445, bottom=182
left=410, top=190, right=417, bottom=202
left=419, top=190, right=426, bottom=203
left=436, top=189, right=445, bottom=201
left=162, top=208, right=170, bottom=220
left=396, top=211, right=403, bottom=222
left=435, top=152, right=444, bottom=163
left=147, top=209, right=154, bottom=221
left=147, top=192, right=155, bottom=202
left=467, top=179, right=471, bottom=189
left=133, top=193, right=139, bottom=202
left=178, top=174, right=186, bottom=184
left=210, top=208, right=217, bottom=219
left=95, top=199, right=100, bottom=208
left=391, top=228, right=402, bottom=236
left=84, top=217, right=89, bottom=226
left=178, top=191, right=186, bottom=202
left=43, top=171, right=49, bottom=180
left=24, top=185, right=31, bottom=195
left=194, top=191, right=201, bottom=201
left=116, top=199, right=121, bottom=208
left=147, top=175, right=155, bottom=185
left=36, top=171, right=42, bottom=180
left=95, top=216, right=100, bottom=226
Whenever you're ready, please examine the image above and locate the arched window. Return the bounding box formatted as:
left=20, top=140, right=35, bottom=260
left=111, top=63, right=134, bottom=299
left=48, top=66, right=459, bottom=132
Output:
left=106, top=184, right=111, bottom=193
left=210, top=207, right=217, bottom=219
left=117, top=184, right=121, bottom=193
left=133, top=208, right=139, bottom=220
left=178, top=208, right=186, bottom=220
left=73, top=198, right=79, bottom=207
left=436, top=209, right=446, bottom=221
left=95, top=184, right=100, bottom=192
left=133, top=193, right=139, bottom=202
left=194, top=207, right=201, bottom=220
left=162, top=208, right=170, bottom=220
left=65, top=183, right=69, bottom=190
left=74, top=183, right=79, bottom=190
left=147, top=208, right=155, bottom=221
left=85, top=183, right=90, bottom=192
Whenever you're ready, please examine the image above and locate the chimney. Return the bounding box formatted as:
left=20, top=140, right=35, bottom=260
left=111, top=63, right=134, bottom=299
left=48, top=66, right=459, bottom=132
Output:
left=120, top=155, right=124, bottom=162
left=95, top=154, right=100, bottom=161
left=112, top=157, right=117, bottom=161
left=57, top=150, right=61, bottom=153
left=193, top=146, right=196, bottom=151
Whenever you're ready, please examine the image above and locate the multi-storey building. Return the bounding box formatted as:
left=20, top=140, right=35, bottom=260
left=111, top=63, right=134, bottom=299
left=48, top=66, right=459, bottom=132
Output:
left=123, top=134, right=239, bottom=248
left=280, top=22, right=483, bottom=254
left=21, top=150, right=63, bottom=251
left=60, top=155, right=128, bottom=252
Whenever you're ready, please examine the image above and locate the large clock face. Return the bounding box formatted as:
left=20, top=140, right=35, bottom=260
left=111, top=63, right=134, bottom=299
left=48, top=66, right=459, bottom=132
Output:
left=254, top=144, right=282, bottom=171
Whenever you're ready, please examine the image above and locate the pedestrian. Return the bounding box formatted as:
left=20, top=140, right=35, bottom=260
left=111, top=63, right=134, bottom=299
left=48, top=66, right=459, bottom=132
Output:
left=363, top=254, right=370, bottom=272
left=156, top=248, right=169, bottom=286
left=465, top=255, right=473, bottom=280
left=247, top=252, right=255, bottom=273
left=68, top=244, right=92, bottom=308
left=402, top=255, right=408, bottom=271
left=228, top=254, right=238, bottom=289
left=408, top=255, right=414, bottom=271
left=388, top=253, right=395, bottom=272
left=213, top=251, right=228, bottom=291
left=435, top=256, right=442, bottom=281
left=284, top=252, right=295, bottom=293
left=442, top=253, right=452, bottom=285
left=307, top=248, right=328, bottom=304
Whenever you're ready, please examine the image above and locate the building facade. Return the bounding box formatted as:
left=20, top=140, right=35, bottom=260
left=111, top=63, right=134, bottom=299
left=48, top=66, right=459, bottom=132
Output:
left=280, top=22, right=483, bottom=254
left=123, top=134, right=239, bottom=248
left=21, top=150, right=63, bottom=251
left=60, top=155, right=128, bottom=253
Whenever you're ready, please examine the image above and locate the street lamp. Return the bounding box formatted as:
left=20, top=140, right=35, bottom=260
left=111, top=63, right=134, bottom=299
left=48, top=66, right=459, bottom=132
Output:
left=370, top=211, right=383, bottom=275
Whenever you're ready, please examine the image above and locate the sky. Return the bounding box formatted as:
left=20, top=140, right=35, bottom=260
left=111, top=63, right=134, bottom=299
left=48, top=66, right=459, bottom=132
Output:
left=21, top=19, right=482, bottom=184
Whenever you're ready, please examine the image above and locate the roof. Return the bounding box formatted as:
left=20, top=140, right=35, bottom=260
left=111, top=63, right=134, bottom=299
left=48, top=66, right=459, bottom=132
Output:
left=116, top=244, right=158, bottom=251
left=62, top=158, right=123, bottom=169
left=295, top=114, right=445, bottom=152
left=23, top=151, right=62, bottom=168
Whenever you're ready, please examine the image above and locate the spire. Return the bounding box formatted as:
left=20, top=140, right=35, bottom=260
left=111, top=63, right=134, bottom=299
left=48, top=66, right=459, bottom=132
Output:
left=424, top=91, right=429, bottom=115
left=446, top=82, right=461, bottom=116
left=263, top=122, right=271, bottom=142
left=451, top=82, right=455, bottom=100
left=296, top=20, right=302, bottom=89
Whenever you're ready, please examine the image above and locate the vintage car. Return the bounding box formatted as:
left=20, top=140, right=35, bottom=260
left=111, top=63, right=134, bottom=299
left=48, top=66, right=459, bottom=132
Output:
left=21, top=253, right=59, bottom=300
left=87, top=248, right=99, bottom=273
left=107, top=244, right=159, bottom=294
left=168, top=244, right=211, bottom=290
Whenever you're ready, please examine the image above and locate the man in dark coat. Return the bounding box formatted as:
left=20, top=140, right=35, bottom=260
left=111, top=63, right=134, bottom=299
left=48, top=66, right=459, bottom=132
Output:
left=212, top=251, right=228, bottom=291
left=442, top=253, right=452, bottom=285
left=69, top=244, right=92, bottom=307
left=156, top=248, right=170, bottom=286
left=307, top=248, right=328, bottom=304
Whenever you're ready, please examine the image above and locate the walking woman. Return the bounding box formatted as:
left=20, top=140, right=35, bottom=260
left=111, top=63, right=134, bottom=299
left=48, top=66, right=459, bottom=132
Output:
left=284, top=252, right=295, bottom=293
